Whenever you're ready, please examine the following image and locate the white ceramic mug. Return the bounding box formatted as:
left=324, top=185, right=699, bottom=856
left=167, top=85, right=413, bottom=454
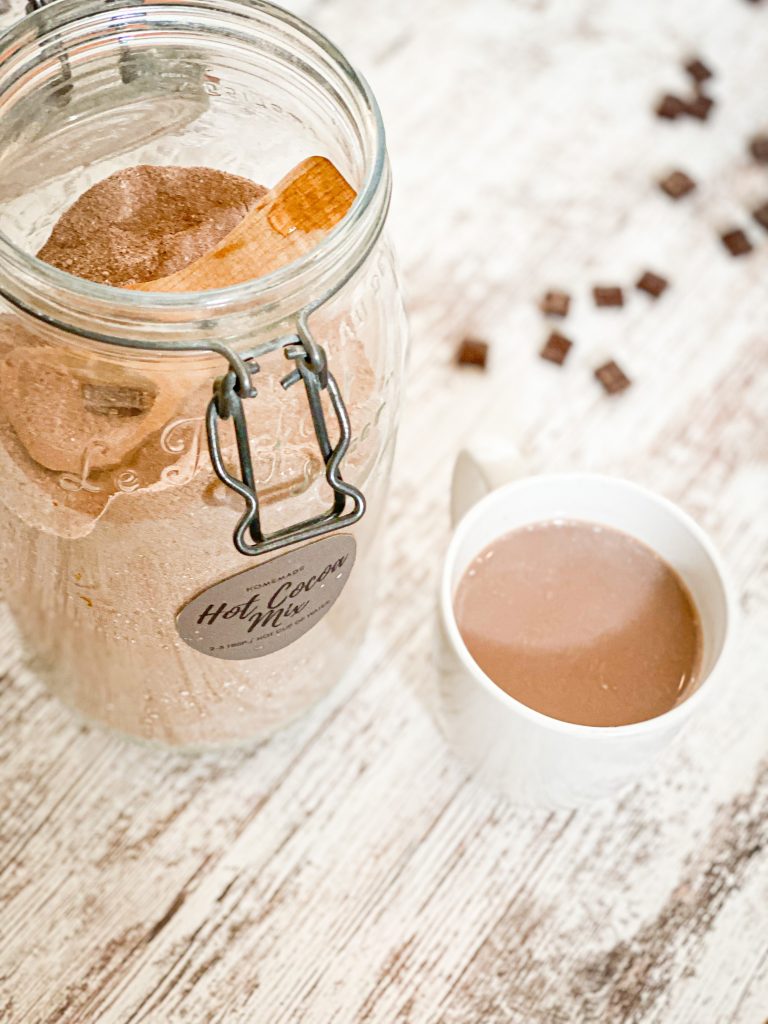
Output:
left=437, top=443, right=735, bottom=808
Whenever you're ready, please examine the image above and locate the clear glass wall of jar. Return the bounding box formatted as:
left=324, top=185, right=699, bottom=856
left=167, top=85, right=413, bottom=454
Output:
left=0, top=0, right=408, bottom=747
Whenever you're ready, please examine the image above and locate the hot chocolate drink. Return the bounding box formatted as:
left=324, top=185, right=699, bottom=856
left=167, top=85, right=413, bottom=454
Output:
left=454, top=519, right=703, bottom=727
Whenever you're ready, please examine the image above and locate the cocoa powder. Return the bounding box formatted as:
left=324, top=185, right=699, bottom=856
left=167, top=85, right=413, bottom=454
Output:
left=37, top=165, right=266, bottom=286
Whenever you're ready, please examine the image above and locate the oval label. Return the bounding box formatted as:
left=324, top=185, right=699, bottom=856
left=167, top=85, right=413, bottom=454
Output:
left=176, top=534, right=357, bottom=661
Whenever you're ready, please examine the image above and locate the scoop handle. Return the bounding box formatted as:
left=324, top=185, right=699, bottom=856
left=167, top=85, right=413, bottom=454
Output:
left=450, top=434, right=526, bottom=527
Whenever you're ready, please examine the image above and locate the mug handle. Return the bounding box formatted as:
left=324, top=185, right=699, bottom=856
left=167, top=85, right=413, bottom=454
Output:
left=450, top=434, right=527, bottom=527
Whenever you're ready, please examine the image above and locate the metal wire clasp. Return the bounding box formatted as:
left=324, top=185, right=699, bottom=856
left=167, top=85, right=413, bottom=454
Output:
left=206, top=326, right=366, bottom=558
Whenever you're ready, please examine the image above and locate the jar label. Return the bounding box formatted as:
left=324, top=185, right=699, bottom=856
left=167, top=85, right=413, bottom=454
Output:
left=176, top=535, right=357, bottom=661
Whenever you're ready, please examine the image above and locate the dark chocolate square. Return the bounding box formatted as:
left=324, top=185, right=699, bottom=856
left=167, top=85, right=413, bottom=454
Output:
left=636, top=271, right=669, bottom=298
left=540, top=331, right=573, bottom=366
left=539, top=290, right=571, bottom=317
left=656, top=94, right=685, bottom=120
left=594, top=360, right=632, bottom=395
left=720, top=228, right=753, bottom=257
left=659, top=170, right=696, bottom=199
left=685, top=58, right=713, bottom=83
left=684, top=95, right=714, bottom=121
left=82, top=383, right=152, bottom=418
left=456, top=337, right=489, bottom=368
left=593, top=286, right=624, bottom=308
left=749, top=135, right=768, bottom=164
left=752, top=202, right=768, bottom=232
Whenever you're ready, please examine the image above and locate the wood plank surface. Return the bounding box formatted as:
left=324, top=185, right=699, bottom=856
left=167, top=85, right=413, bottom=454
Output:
left=1, top=0, right=767, bottom=1022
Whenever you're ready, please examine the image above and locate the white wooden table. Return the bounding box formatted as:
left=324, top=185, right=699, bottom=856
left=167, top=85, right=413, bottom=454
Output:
left=1, top=1, right=767, bottom=1021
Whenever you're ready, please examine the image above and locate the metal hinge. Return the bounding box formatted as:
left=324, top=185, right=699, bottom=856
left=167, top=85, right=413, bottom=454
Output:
left=205, top=320, right=366, bottom=558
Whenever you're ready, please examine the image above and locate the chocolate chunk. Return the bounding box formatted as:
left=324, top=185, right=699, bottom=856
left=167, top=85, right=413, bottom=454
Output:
left=636, top=271, right=669, bottom=298
left=659, top=170, right=696, bottom=199
left=656, top=94, right=686, bottom=120
left=593, top=286, right=624, bottom=308
left=81, top=382, right=154, bottom=418
left=749, top=135, right=768, bottom=163
left=456, top=338, right=489, bottom=368
left=595, top=360, right=632, bottom=395
left=539, top=290, right=571, bottom=317
left=720, top=228, right=753, bottom=256
left=752, top=201, right=768, bottom=232
left=540, top=331, right=573, bottom=366
left=684, top=95, right=714, bottom=121
left=685, top=58, right=713, bottom=83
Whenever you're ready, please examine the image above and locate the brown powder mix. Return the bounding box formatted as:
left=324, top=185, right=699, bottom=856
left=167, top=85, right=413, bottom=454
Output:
left=37, top=165, right=267, bottom=287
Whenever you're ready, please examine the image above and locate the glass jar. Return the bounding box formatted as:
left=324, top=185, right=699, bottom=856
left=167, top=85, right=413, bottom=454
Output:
left=0, top=0, right=408, bottom=747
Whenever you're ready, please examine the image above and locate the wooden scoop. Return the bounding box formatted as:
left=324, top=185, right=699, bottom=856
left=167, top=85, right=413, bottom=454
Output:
left=130, top=156, right=357, bottom=293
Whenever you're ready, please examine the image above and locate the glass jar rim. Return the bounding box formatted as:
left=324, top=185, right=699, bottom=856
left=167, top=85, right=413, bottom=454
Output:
left=0, top=0, right=389, bottom=326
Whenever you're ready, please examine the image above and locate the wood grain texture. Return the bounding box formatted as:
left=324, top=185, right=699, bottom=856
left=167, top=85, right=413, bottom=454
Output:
left=1, top=0, right=767, bottom=1022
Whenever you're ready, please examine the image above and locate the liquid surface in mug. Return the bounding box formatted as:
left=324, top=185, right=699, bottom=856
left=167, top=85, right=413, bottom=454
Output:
left=453, top=519, right=703, bottom=727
